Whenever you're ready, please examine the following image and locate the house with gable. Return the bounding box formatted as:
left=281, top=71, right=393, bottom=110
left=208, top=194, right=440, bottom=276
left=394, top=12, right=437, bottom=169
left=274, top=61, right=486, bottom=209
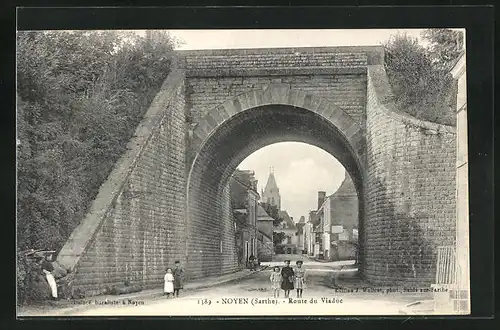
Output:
left=256, top=204, right=274, bottom=261
left=230, top=169, right=260, bottom=268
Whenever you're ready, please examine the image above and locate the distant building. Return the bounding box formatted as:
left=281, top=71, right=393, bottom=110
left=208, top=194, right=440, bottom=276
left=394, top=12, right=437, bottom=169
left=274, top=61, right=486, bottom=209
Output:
left=275, top=210, right=298, bottom=254
left=256, top=205, right=274, bottom=261
left=230, top=169, right=259, bottom=268
left=261, top=169, right=281, bottom=211
left=307, top=174, right=359, bottom=260
left=296, top=216, right=306, bottom=254
left=303, top=211, right=317, bottom=256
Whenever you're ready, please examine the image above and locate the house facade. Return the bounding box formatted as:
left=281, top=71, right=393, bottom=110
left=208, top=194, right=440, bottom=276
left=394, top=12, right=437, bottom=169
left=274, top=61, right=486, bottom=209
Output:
left=230, top=169, right=260, bottom=268
left=256, top=204, right=274, bottom=261
left=296, top=216, right=306, bottom=254
left=275, top=210, right=298, bottom=254
left=307, top=174, right=359, bottom=260
left=451, top=50, right=470, bottom=313
left=303, top=211, right=316, bottom=256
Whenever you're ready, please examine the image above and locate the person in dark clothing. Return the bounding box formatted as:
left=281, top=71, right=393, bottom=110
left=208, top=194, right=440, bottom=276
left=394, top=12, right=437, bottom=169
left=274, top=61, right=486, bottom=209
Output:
left=280, top=260, right=295, bottom=298
left=248, top=255, right=255, bottom=270
left=172, top=260, right=184, bottom=297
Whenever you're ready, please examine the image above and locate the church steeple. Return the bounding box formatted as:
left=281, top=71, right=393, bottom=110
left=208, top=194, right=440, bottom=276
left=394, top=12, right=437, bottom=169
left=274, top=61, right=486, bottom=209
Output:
left=262, top=168, right=281, bottom=211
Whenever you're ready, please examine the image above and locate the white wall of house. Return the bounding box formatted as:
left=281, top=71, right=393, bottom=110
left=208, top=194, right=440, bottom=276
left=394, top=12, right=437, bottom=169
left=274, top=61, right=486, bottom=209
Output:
left=303, top=223, right=314, bottom=255
left=452, top=51, right=470, bottom=313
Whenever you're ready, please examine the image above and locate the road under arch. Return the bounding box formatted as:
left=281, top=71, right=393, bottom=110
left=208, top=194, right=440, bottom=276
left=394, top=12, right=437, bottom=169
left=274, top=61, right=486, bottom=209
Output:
left=187, top=104, right=366, bottom=278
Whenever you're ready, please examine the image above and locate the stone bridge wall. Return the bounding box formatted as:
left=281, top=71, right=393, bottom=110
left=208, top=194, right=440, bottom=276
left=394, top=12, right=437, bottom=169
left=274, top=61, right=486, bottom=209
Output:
left=57, top=47, right=457, bottom=296
left=57, top=70, right=189, bottom=297
left=363, top=65, right=456, bottom=286
left=181, top=48, right=374, bottom=127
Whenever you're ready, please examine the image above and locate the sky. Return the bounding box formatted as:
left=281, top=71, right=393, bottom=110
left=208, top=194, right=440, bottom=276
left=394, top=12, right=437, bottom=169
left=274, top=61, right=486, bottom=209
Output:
left=156, top=29, right=461, bottom=223
left=163, top=29, right=429, bottom=222
left=238, top=142, right=346, bottom=223
left=168, top=29, right=429, bottom=50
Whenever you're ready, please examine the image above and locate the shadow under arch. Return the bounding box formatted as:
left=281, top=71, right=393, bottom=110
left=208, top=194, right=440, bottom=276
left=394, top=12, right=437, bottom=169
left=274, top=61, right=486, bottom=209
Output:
left=185, top=90, right=367, bottom=280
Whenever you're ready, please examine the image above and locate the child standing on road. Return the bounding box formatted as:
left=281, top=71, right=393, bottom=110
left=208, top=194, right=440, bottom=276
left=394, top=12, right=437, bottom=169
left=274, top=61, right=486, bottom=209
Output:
left=164, top=268, right=174, bottom=297
left=294, top=260, right=306, bottom=298
left=270, top=266, right=282, bottom=298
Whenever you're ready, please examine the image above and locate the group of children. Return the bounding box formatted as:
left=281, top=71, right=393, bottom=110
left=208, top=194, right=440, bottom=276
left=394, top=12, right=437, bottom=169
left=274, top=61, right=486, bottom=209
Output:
left=269, top=260, right=306, bottom=298
left=164, top=259, right=307, bottom=300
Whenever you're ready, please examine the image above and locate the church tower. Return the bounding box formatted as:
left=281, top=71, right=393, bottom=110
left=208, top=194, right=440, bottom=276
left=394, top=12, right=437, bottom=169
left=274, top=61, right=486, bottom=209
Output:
left=262, top=167, right=281, bottom=211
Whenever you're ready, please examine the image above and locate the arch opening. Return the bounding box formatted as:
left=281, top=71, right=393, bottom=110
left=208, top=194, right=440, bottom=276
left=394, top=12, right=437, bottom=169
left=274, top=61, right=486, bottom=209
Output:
left=186, top=104, right=366, bottom=279
left=237, top=141, right=359, bottom=263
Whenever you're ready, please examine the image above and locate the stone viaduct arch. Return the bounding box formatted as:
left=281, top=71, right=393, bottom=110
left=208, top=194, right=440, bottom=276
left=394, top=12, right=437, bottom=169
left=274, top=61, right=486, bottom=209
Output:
left=57, top=46, right=457, bottom=297
left=186, top=87, right=366, bottom=277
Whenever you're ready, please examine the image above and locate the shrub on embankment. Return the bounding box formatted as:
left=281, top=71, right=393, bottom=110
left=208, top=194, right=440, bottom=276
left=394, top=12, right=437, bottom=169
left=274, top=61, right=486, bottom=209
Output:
left=383, top=29, right=464, bottom=127
left=16, top=31, right=179, bottom=304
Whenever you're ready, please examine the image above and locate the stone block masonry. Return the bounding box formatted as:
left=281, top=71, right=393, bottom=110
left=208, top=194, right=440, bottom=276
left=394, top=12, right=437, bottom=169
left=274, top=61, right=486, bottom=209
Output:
left=186, top=144, right=240, bottom=280
left=180, top=47, right=372, bottom=128
left=58, top=70, right=189, bottom=297
left=57, top=46, right=458, bottom=296
left=363, top=65, right=456, bottom=286
left=187, top=75, right=367, bottom=128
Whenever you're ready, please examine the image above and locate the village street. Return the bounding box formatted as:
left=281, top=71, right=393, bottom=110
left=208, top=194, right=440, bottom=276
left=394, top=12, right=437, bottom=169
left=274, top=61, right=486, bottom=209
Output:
left=47, top=255, right=430, bottom=317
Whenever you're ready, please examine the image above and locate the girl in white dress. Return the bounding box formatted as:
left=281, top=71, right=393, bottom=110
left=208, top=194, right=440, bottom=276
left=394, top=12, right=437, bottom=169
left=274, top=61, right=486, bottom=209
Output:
left=269, top=266, right=282, bottom=298
left=164, top=268, right=174, bottom=297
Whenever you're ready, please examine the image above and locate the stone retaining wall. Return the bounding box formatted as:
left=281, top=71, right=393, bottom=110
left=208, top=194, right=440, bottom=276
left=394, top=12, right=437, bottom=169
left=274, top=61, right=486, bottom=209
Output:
left=363, top=65, right=456, bottom=286
left=58, top=70, right=189, bottom=297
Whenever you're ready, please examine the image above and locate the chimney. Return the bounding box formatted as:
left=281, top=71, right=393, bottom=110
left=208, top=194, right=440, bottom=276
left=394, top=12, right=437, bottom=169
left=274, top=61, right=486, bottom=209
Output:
left=318, top=191, right=326, bottom=209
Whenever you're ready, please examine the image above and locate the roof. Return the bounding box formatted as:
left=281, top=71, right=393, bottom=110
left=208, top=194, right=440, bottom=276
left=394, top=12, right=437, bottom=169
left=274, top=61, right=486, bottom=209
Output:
left=316, top=174, right=357, bottom=213
left=279, top=210, right=296, bottom=229
left=332, top=175, right=357, bottom=197
left=263, top=172, right=279, bottom=193
left=296, top=222, right=306, bottom=234
left=257, top=205, right=273, bottom=221
left=231, top=169, right=259, bottom=195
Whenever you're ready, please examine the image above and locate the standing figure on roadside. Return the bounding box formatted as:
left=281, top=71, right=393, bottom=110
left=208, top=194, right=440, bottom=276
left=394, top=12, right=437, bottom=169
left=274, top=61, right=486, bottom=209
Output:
left=294, top=260, right=306, bottom=298
left=253, top=256, right=259, bottom=271
left=164, top=268, right=174, bottom=298
left=173, top=260, right=184, bottom=297
left=248, top=255, right=256, bottom=271
left=269, top=266, right=282, bottom=298
left=40, top=254, right=58, bottom=300
left=280, top=260, right=295, bottom=298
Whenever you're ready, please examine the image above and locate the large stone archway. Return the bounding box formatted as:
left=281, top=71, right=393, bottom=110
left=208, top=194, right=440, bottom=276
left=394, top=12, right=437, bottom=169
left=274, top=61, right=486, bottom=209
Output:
left=57, top=47, right=457, bottom=297
left=185, top=86, right=366, bottom=278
